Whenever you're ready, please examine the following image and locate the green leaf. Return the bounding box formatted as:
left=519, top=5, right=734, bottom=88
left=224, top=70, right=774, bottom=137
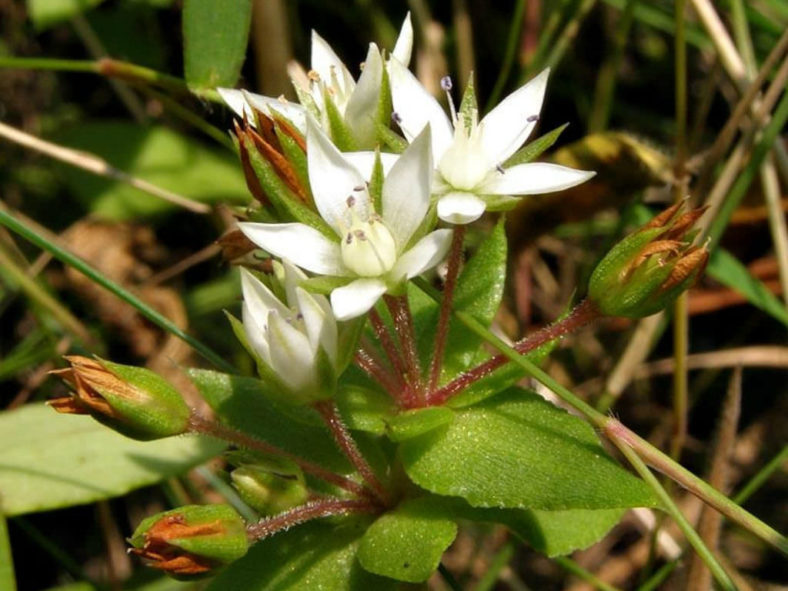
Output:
left=442, top=498, right=624, bottom=557
left=504, top=123, right=569, bottom=167
left=0, top=508, right=15, bottom=591
left=0, top=403, right=224, bottom=516
left=187, top=370, right=350, bottom=474
left=182, top=0, right=252, bottom=88
left=207, top=518, right=397, bottom=591
left=401, top=388, right=658, bottom=510
left=57, top=122, right=249, bottom=220
left=387, top=407, right=455, bottom=442
left=414, top=220, right=507, bottom=384
left=357, top=498, right=458, bottom=582
left=335, top=385, right=396, bottom=436
left=26, top=0, right=105, bottom=30
left=706, top=248, right=788, bottom=327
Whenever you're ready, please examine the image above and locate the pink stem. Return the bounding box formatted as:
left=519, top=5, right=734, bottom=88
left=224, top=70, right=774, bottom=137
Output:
left=354, top=345, right=402, bottom=400
left=313, top=401, right=391, bottom=506
left=367, top=308, right=415, bottom=405
left=187, top=413, right=372, bottom=501
left=246, top=497, right=379, bottom=540
left=430, top=299, right=600, bottom=405
left=428, top=226, right=466, bottom=394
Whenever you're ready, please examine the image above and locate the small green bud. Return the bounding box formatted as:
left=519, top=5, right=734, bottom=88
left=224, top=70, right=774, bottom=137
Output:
left=129, top=504, right=248, bottom=579
left=228, top=455, right=309, bottom=516
left=588, top=203, right=708, bottom=318
left=48, top=356, right=190, bottom=441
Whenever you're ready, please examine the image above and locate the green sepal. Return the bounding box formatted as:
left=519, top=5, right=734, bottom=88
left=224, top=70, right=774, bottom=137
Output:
left=241, top=133, right=335, bottom=239
left=375, top=122, right=407, bottom=153
left=292, top=83, right=320, bottom=120
left=458, top=76, right=478, bottom=132
left=228, top=456, right=308, bottom=516
left=130, top=504, right=248, bottom=577
left=323, top=96, right=358, bottom=151
left=368, top=149, right=384, bottom=214
left=91, top=359, right=190, bottom=441
left=504, top=123, right=569, bottom=167
left=300, top=275, right=354, bottom=295
left=374, top=57, right=393, bottom=140
left=273, top=125, right=311, bottom=203
left=387, top=406, right=455, bottom=442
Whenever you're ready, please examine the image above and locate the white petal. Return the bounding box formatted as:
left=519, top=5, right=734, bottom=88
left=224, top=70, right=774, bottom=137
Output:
left=388, top=58, right=454, bottom=159
left=382, top=126, right=433, bottom=248
left=296, top=286, right=337, bottom=362
left=267, top=311, right=316, bottom=393
left=345, top=44, right=383, bottom=147
left=218, top=88, right=249, bottom=120
left=479, top=68, right=550, bottom=164
left=392, top=12, right=414, bottom=65
left=280, top=259, right=308, bottom=307
left=330, top=278, right=387, bottom=320
left=311, top=30, right=355, bottom=98
left=241, top=90, right=307, bottom=133
left=242, top=301, right=271, bottom=365
left=241, top=268, right=290, bottom=320
left=343, top=151, right=399, bottom=179
left=479, top=162, right=596, bottom=195
left=390, top=229, right=453, bottom=282
left=436, top=192, right=487, bottom=224
left=307, top=120, right=372, bottom=233
left=239, top=222, right=346, bottom=276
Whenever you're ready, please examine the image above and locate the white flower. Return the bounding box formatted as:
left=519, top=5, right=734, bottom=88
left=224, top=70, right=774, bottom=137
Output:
left=388, top=62, right=596, bottom=224
left=239, top=120, right=452, bottom=321
left=240, top=261, right=338, bottom=399
left=219, top=14, right=413, bottom=149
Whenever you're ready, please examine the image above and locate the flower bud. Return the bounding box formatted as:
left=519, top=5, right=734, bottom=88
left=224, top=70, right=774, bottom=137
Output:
left=48, top=356, right=190, bottom=441
left=588, top=202, right=708, bottom=318
left=129, top=505, right=248, bottom=579
left=228, top=455, right=309, bottom=516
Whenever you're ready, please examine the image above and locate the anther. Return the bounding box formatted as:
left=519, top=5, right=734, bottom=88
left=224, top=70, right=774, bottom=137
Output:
left=527, top=114, right=540, bottom=123
left=440, top=76, right=453, bottom=91
left=391, top=111, right=402, bottom=124
left=346, top=196, right=356, bottom=207
left=496, top=164, right=505, bottom=174
left=353, top=185, right=365, bottom=192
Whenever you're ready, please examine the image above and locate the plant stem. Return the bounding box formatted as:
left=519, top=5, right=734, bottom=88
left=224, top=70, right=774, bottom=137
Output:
left=367, top=308, right=412, bottom=404
left=245, top=498, right=379, bottom=540
left=428, top=226, right=466, bottom=393
left=414, top=277, right=788, bottom=555
left=431, top=298, right=599, bottom=405
left=733, top=445, right=788, bottom=504
left=0, top=207, right=235, bottom=373
left=384, top=294, right=424, bottom=401
left=612, top=438, right=736, bottom=591
left=554, top=556, right=622, bottom=591
left=0, top=56, right=220, bottom=101
left=313, top=402, right=391, bottom=506
left=354, top=346, right=401, bottom=400
left=186, top=413, right=371, bottom=501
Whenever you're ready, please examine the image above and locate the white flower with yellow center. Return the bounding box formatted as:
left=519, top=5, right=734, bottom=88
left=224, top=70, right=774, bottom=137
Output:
left=239, top=120, right=452, bottom=321
left=219, top=14, right=413, bottom=148
left=388, top=62, right=596, bottom=224
left=240, top=260, right=338, bottom=400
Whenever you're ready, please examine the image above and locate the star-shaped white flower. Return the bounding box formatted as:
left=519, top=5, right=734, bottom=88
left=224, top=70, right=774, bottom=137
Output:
left=388, top=62, right=596, bottom=224
left=240, top=260, right=338, bottom=400
left=219, top=14, right=413, bottom=149
left=239, top=120, right=452, bottom=321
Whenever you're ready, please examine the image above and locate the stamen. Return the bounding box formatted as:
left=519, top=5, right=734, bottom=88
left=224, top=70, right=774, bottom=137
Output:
left=307, top=70, right=320, bottom=83
left=391, top=111, right=402, bottom=124
left=441, top=76, right=458, bottom=127
left=527, top=114, right=540, bottom=123
left=345, top=232, right=353, bottom=244
left=354, top=229, right=367, bottom=241
left=353, top=185, right=365, bottom=192
left=496, top=164, right=505, bottom=174
left=346, top=196, right=356, bottom=207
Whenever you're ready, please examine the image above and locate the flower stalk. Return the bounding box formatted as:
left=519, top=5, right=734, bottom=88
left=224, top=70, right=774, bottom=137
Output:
left=384, top=294, right=424, bottom=402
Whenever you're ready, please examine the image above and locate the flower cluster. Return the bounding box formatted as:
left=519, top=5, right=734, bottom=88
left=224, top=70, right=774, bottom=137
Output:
left=218, top=15, right=599, bottom=401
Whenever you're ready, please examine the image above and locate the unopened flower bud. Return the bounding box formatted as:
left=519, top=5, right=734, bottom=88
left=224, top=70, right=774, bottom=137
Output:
left=588, top=203, right=708, bottom=318
left=48, top=356, right=190, bottom=441
left=129, top=505, right=248, bottom=579
left=229, top=455, right=308, bottom=516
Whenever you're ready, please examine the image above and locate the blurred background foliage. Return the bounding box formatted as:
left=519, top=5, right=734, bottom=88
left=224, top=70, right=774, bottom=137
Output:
left=0, top=0, right=786, bottom=589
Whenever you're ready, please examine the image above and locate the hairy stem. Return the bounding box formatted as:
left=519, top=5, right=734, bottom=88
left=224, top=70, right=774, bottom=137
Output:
left=384, top=294, right=424, bottom=402
left=368, top=308, right=413, bottom=405
left=354, top=344, right=402, bottom=400
left=313, top=402, right=391, bottom=506
left=428, top=226, right=466, bottom=393
left=246, top=498, right=379, bottom=540
left=187, top=413, right=371, bottom=501
left=431, top=299, right=599, bottom=405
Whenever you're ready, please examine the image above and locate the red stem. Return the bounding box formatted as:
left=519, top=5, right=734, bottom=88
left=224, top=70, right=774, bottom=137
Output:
left=313, top=401, right=391, bottom=506
left=384, top=294, right=424, bottom=403
left=428, top=226, right=466, bottom=393
left=246, top=497, right=379, bottom=540
left=354, top=345, right=402, bottom=400
left=367, top=308, right=414, bottom=405
left=187, top=413, right=372, bottom=501
left=430, top=299, right=600, bottom=405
